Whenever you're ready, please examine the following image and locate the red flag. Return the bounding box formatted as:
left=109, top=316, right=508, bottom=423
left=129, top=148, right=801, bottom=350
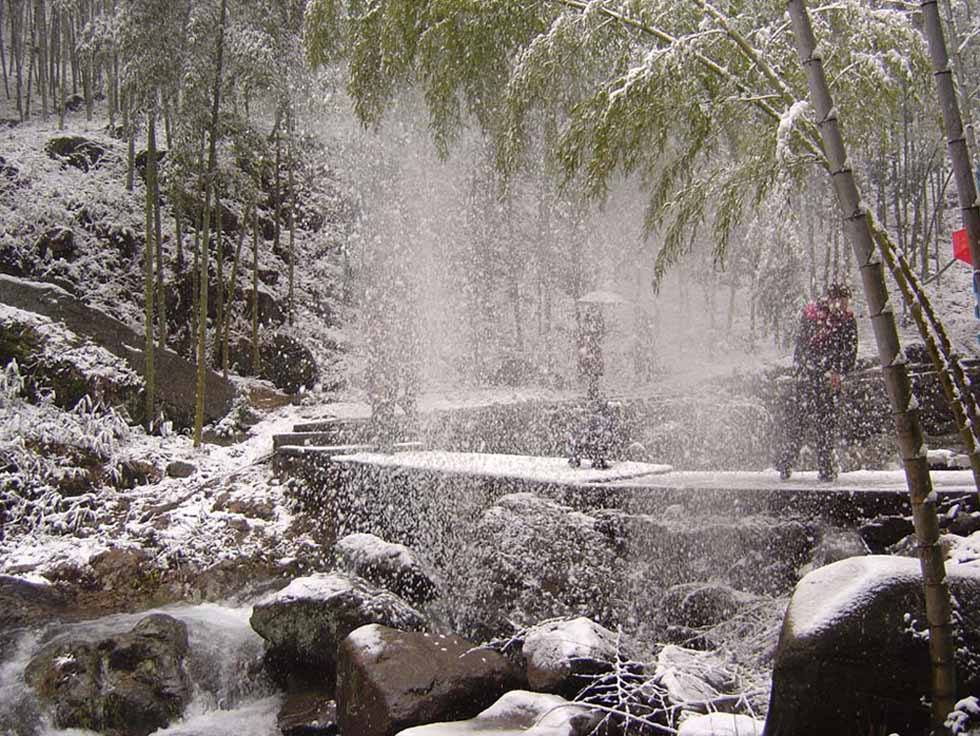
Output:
left=954, top=228, right=973, bottom=265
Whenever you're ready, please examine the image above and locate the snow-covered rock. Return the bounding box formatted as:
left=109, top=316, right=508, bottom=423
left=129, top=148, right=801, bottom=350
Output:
left=249, top=572, right=427, bottom=686
left=335, top=532, right=438, bottom=605
left=394, top=690, right=599, bottom=736
left=336, top=624, right=523, bottom=736
left=522, top=617, right=621, bottom=696
left=678, top=712, right=763, bottom=735
left=654, top=645, right=737, bottom=712
left=764, top=555, right=980, bottom=736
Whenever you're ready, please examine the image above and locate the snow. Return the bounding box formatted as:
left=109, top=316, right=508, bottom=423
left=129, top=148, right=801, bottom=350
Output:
left=262, top=571, right=354, bottom=604
left=609, top=468, right=977, bottom=493
left=336, top=533, right=416, bottom=569
left=785, top=555, right=980, bottom=641
left=331, top=450, right=672, bottom=484
left=524, top=617, right=616, bottom=662
left=677, top=712, right=763, bottom=736
left=397, top=690, right=595, bottom=736
left=346, top=623, right=387, bottom=659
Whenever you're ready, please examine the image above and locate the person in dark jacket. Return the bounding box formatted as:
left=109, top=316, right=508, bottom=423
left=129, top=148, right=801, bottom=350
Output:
left=776, top=283, right=858, bottom=482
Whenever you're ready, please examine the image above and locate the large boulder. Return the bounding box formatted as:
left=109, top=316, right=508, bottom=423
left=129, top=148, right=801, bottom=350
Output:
left=0, top=275, right=236, bottom=426
left=34, top=227, right=76, bottom=262
left=395, top=690, right=599, bottom=736
left=455, top=493, right=621, bottom=639
left=337, top=623, right=523, bottom=736
left=0, top=575, right=69, bottom=641
left=660, top=583, right=743, bottom=629
left=44, top=135, right=108, bottom=172
left=522, top=617, right=621, bottom=697
left=763, top=556, right=980, bottom=736
left=596, top=511, right=815, bottom=596
left=24, top=613, right=191, bottom=736
left=249, top=572, right=427, bottom=687
left=335, top=533, right=438, bottom=606
left=260, top=333, right=318, bottom=394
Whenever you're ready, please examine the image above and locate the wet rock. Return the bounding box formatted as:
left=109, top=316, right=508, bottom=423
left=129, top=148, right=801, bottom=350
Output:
left=661, top=583, right=742, bottom=629
left=762, top=556, right=980, bottom=736
left=858, top=515, right=914, bottom=553
left=395, top=690, right=599, bottom=736
left=654, top=645, right=738, bottom=714
left=45, top=135, right=108, bottom=172
left=522, top=617, right=621, bottom=697
left=166, top=460, right=197, bottom=478
left=334, top=533, right=438, bottom=606
left=455, top=493, right=621, bottom=639
left=249, top=572, right=427, bottom=688
left=278, top=692, right=339, bottom=736
left=337, top=624, right=524, bottom=736
left=24, top=613, right=192, bottom=736
left=34, top=227, right=76, bottom=261
left=0, top=575, right=68, bottom=635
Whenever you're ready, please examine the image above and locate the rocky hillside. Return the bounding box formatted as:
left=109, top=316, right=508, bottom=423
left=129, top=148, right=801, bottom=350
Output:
left=0, top=111, right=353, bottom=409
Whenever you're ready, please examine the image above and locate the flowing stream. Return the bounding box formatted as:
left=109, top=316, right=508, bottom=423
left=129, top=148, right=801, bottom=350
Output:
left=0, top=602, right=281, bottom=736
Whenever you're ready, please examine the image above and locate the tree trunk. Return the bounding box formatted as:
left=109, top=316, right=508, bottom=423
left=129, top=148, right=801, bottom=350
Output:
left=149, top=107, right=166, bottom=351
left=251, top=199, right=259, bottom=375
left=143, top=114, right=156, bottom=431
left=35, top=0, right=45, bottom=118
left=922, top=0, right=980, bottom=336
left=24, top=0, right=33, bottom=118
left=58, top=5, right=65, bottom=129
left=215, top=188, right=224, bottom=371
left=11, top=0, right=24, bottom=120
left=787, top=2, right=958, bottom=731
left=0, top=1, right=9, bottom=101
left=223, top=213, right=246, bottom=379
left=287, top=115, right=296, bottom=325
left=194, top=0, right=228, bottom=448
left=125, top=93, right=135, bottom=191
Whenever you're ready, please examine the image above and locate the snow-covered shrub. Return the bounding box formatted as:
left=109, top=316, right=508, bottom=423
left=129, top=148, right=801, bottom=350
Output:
left=0, top=374, right=136, bottom=535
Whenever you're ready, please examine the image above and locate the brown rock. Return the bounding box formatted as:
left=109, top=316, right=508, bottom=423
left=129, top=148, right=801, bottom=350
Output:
left=337, top=624, right=523, bottom=736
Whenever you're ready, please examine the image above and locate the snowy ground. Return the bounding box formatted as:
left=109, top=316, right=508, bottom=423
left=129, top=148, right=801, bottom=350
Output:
left=4, top=383, right=977, bottom=586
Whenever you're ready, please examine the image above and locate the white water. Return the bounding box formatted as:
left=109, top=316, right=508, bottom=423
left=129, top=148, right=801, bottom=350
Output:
left=0, top=602, right=281, bottom=736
